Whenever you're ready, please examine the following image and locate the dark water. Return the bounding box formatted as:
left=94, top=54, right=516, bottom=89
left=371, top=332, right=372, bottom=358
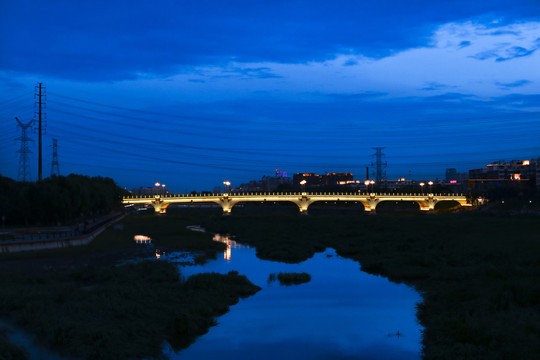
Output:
left=173, top=235, right=422, bottom=360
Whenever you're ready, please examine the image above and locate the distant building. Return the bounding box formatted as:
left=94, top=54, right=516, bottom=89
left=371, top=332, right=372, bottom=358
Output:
left=293, top=173, right=325, bottom=187
left=536, top=159, right=540, bottom=189
left=238, top=171, right=292, bottom=192
left=293, top=172, right=353, bottom=188
left=467, top=159, right=537, bottom=191
left=445, top=168, right=457, bottom=181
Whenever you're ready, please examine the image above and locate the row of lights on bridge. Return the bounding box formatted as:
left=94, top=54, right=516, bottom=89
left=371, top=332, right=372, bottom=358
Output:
left=221, top=179, right=436, bottom=194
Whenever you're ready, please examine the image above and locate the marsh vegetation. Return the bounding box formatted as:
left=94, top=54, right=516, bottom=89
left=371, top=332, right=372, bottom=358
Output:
left=0, top=262, right=260, bottom=359
left=268, top=272, right=311, bottom=286
left=2, top=207, right=539, bottom=359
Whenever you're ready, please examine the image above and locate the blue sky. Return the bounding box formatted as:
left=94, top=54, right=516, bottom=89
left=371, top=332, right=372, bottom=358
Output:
left=1, top=0, right=539, bottom=192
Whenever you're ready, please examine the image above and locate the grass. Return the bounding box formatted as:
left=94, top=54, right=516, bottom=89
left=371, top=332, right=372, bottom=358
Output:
left=0, top=261, right=260, bottom=360
left=270, top=272, right=311, bottom=286
left=0, top=329, right=28, bottom=360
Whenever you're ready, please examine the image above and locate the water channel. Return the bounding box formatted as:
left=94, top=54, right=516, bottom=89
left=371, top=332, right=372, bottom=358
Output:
left=170, top=234, right=423, bottom=360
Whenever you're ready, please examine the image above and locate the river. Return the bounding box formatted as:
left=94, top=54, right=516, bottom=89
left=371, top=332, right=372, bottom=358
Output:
left=170, top=234, right=422, bottom=359
left=3, top=233, right=422, bottom=359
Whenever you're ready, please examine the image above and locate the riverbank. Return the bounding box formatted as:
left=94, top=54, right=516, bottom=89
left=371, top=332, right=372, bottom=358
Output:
left=0, top=212, right=226, bottom=272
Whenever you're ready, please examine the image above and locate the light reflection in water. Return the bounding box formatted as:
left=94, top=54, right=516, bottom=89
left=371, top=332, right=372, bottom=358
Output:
left=133, top=235, right=152, bottom=244
left=177, top=240, right=422, bottom=360
left=212, top=234, right=248, bottom=261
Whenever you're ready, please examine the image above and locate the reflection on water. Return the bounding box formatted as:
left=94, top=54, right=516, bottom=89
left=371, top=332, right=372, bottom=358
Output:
left=133, top=234, right=152, bottom=244
left=212, top=234, right=248, bottom=260
left=175, top=237, right=422, bottom=360
left=0, top=320, right=66, bottom=360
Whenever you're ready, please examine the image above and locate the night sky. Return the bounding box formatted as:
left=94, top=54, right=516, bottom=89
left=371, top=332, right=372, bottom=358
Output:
left=1, top=0, right=539, bottom=192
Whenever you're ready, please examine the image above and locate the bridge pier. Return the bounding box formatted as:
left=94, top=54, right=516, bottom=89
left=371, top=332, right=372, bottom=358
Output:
left=151, top=196, right=168, bottom=214
left=417, top=194, right=437, bottom=213
left=295, top=194, right=312, bottom=215
left=219, top=196, right=236, bottom=216
left=364, top=195, right=379, bottom=214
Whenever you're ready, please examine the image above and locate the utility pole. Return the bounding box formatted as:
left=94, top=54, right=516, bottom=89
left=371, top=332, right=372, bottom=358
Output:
left=370, top=147, right=387, bottom=182
left=34, top=83, right=46, bottom=181
left=50, top=138, right=60, bottom=176
left=15, top=117, right=34, bottom=182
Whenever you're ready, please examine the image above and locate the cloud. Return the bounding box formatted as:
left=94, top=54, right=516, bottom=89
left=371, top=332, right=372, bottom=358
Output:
left=2, top=0, right=540, bottom=81
left=495, top=46, right=536, bottom=61
left=324, top=91, right=388, bottom=100
left=419, top=82, right=457, bottom=91
left=496, top=80, right=532, bottom=88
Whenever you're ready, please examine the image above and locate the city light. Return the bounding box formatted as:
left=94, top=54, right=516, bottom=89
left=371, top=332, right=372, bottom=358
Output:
left=300, top=179, right=307, bottom=193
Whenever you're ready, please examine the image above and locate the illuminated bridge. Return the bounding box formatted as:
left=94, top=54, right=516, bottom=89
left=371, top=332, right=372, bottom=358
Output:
left=122, top=192, right=472, bottom=215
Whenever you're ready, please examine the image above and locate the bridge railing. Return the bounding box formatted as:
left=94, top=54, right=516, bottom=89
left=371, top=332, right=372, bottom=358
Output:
left=123, top=192, right=466, bottom=199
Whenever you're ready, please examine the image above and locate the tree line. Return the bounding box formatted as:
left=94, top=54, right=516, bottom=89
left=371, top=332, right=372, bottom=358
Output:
left=0, top=174, right=127, bottom=227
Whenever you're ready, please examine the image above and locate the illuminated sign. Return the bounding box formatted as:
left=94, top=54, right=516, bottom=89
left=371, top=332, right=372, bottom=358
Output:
left=450, top=180, right=457, bottom=184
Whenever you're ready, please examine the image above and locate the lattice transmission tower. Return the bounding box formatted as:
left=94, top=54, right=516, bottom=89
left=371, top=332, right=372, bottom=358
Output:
left=50, top=138, right=60, bottom=176
left=15, top=117, right=34, bottom=182
left=370, top=147, right=387, bottom=182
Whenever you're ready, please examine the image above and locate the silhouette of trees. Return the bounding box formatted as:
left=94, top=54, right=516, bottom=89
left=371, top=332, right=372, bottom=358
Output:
left=0, top=174, right=126, bottom=226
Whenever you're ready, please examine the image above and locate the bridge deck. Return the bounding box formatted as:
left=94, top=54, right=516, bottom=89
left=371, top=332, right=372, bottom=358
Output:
left=123, top=192, right=471, bottom=214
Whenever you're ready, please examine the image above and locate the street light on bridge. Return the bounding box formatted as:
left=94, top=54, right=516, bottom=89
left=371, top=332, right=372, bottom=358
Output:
left=369, top=180, right=375, bottom=193
left=420, top=182, right=425, bottom=194
left=223, top=181, right=231, bottom=193
left=364, top=180, right=370, bottom=194
left=428, top=181, right=433, bottom=193
left=300, top=180, right=307, bottom=193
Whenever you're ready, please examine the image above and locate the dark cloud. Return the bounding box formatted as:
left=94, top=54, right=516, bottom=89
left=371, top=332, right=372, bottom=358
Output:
left=496, top=80, right=532, bottom=88
left=496, top=46, right=536, bottom=61
left=494, top=93, right=540, bottom=108
left=343, top=59, right=359, bottom=66
left=458, top=40, right=472, bottom=49
left=324, top=91, right=388, bottom=100
left=419, top=82, right=457, bottom=91
left=489, top=29, right=521, bottom=36
left=471, top=50, right=498, bottom=61
left=1, top=0, right=540, bottom=81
